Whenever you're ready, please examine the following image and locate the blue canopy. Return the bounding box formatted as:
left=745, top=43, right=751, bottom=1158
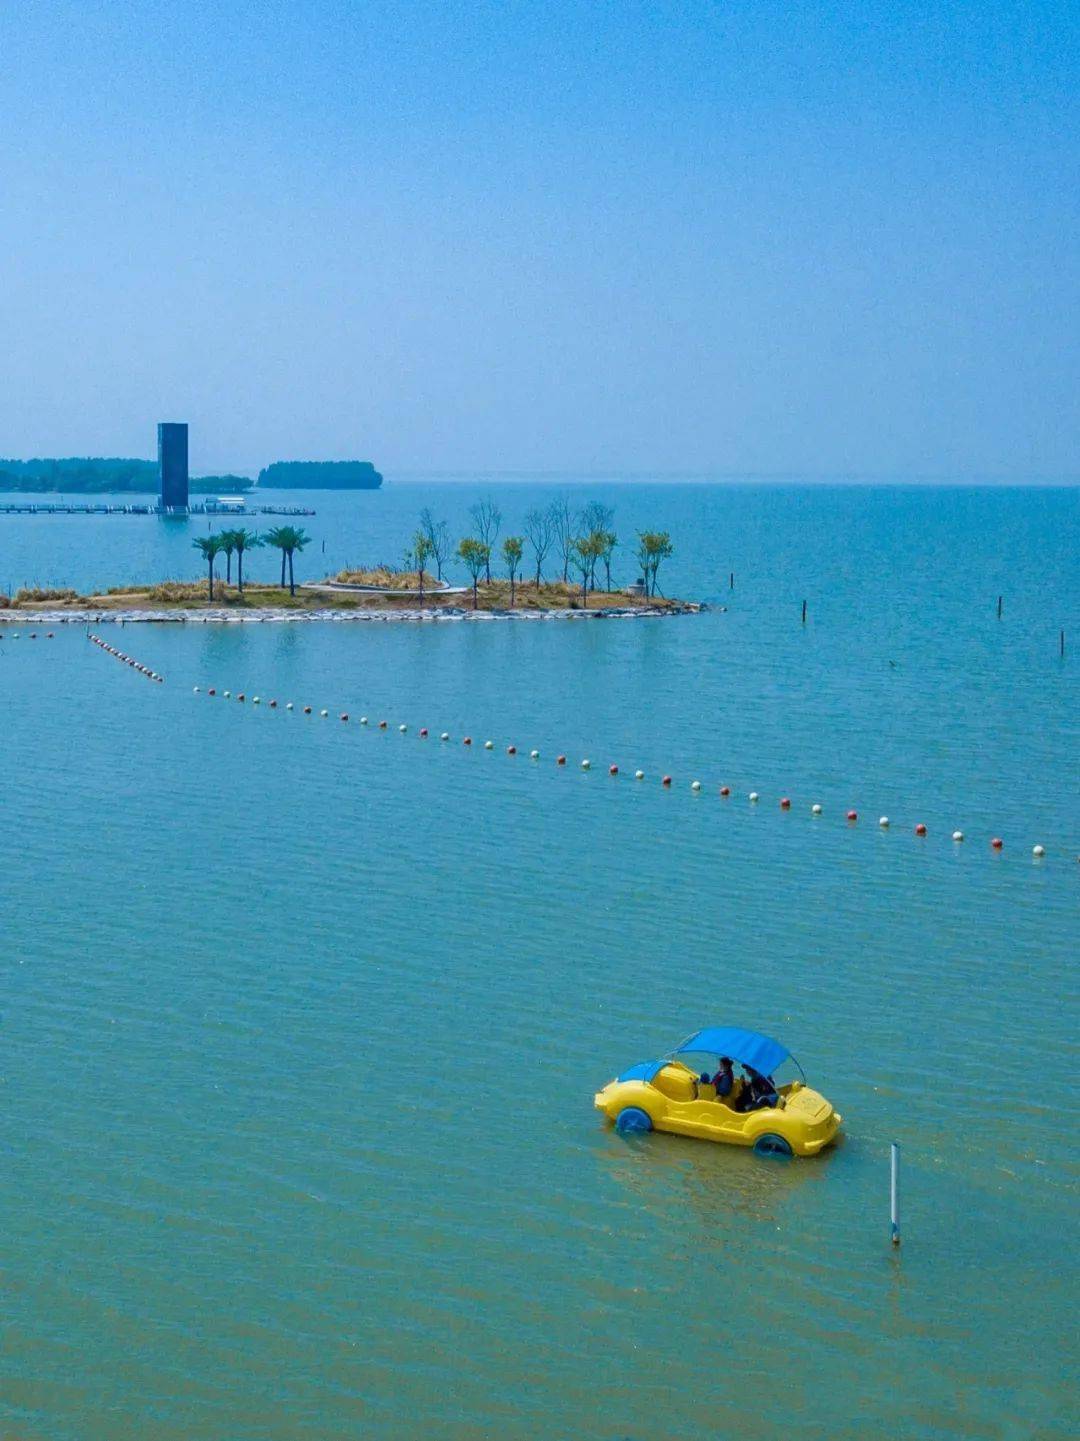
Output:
left=617, top=1059, right=668, bottom=1084
left=674, top=1027, right=791, bottom=1077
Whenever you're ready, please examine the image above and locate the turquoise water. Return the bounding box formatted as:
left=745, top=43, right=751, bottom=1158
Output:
left=1, top=484, right=1077, bottom=1439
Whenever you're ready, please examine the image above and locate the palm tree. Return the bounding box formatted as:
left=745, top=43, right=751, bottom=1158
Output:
left=264, top=526, right=288, bottom=588
left=219, top=530, right=238, bottom=585
left=230, top=528, right=262, bottom=595
left=193, top=534, right=224, bottom=601
left=264, top=526, right=311, bottom=596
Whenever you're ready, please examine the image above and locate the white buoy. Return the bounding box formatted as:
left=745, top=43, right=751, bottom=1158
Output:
left=360, top=716, right=368, bottom=724
left=484, top=740, right=494, bottom=749
left=581, top=758, right=591, bottom=770
left=811, top=803, right=822, bottom=815
left=530, top=749, right=539, bottom=759
left=635, top=770, right=645, bottom=780
left=879, top=816, right=890, bottom=828
left=1033, top=844, right=1045, bottom=857
left=691, top=780, right=702, bottom=791
left=193, top=686, right=201, bottom=693
left=400, top=724, right=408, bottom=733
left=320, top=709, right=328, bottom=717
left=441, top=732, right=450, bottom=741
left=749, top=791, right=759, bottom=802
left=286, top=702, right=294, bottom=711
left=223, top=690, right=231, bottom=698
left=253, top=697, right=261, bottom=704
left=952, top=830, right=964, bottom=842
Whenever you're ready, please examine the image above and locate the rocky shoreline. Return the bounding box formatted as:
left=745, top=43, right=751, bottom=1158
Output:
left=0, top=602, right=704, bottom=626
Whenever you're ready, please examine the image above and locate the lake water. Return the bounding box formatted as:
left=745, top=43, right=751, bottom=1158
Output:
left=1, top=482, right=1077, bottom=1439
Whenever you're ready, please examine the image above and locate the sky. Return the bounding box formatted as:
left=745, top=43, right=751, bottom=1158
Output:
left=1, top=1, right=1077, bottom=479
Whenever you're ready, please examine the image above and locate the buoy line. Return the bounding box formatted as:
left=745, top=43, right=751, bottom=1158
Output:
left=191, top=683, right=1067, bottom=862
left=87, top=633, right=164, bottom=682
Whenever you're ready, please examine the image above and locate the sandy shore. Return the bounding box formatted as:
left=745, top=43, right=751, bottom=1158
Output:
left=0, top=603, right=704, bottom=626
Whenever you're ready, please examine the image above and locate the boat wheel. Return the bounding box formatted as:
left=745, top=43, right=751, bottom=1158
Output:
left=615, top=1106, right=653, bottom=1135
left=753, top=1133, right=794, bottom=1158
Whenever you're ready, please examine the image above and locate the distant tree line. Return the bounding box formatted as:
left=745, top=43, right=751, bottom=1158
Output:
left=0, top=458, right=251, bottom=493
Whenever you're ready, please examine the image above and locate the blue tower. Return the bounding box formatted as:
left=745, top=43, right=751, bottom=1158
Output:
left=157, top=423, right=189, bottom=509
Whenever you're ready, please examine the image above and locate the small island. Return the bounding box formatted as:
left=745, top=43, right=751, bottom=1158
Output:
left=257, top=461, right=382, bottom=489
left=0, top=503, right=698, bottom=622
left=1, top=575, right=698, bottom=622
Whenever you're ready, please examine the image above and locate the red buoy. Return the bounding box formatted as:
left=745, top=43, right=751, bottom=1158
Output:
left=463, top=736, right=472, bottom=745
left=555, top=754, right=566, bottom=765
left=208, top=688, right=216, bottom=695
left=507, top=745, right=516, bottom=754
left=662, top=775, right=672, bottom=787
left=847, top=810, right=858, bottom=821
left=419, top=728, right=428, bottom=737
left=340, top=713, right=349, bottom=722
left=915, top=823, right=927, bottom=836
left=379, top=720, right=387, bottom=729
left=237, top=693, right=245, bottom=701
left=269, top=700, right=277, bottom=708
left=303, top=706, right=312, bottom=714
left=992, top=837, right=1003, bottom=850
left=720, top=786, right=730, bottom=797
left=609, top=764, right=618, bottom=775
left=780, top=797, right=791, bottom=809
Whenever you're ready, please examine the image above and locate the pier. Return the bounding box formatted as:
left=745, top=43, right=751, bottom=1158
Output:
left=0, top=501, right=315, bottom=517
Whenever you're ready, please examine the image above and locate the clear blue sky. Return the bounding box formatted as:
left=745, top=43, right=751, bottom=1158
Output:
left=1, top=1, right=1077, bottom=478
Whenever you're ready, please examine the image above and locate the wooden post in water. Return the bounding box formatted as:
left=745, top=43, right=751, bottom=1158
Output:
left=997, top=595, right=1003, bottom=619
left=802, top=599, right=807, bottom=624
left=1061, top=630, right=1066, bottom=658
left=890, top=1142, right=901, bottom=1247
left=729, top=571, right=734, bottom=590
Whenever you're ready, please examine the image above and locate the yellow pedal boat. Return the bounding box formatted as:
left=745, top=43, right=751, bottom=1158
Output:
left=594, top=1026, right=842, bottom=1157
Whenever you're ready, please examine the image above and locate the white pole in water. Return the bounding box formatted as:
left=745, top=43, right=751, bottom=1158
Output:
left=890, top=1143, right=901, bottom=1247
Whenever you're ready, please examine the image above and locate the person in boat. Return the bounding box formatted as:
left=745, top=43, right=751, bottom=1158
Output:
left=740, top=1066, right=778, bottom=1111
left=710, top=1056, right=735, bottom=1099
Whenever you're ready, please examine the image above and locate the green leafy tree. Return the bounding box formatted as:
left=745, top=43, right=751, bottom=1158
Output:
left=579, top=502, right=614, bottom=589
left=264, top=526, right=310, bottom=596
left=635, top=531, right=673, bottom=598
left=230, top=528, right=262, bottom=595
left=571, top=533, right=604, bottom=608
left=457, top=537, right=490, bottom=610
left=502, top=535, right=524, bottom=606
left=192, top=534, right=224, bottom=601
left=413, top=530, right=435, bottom=601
